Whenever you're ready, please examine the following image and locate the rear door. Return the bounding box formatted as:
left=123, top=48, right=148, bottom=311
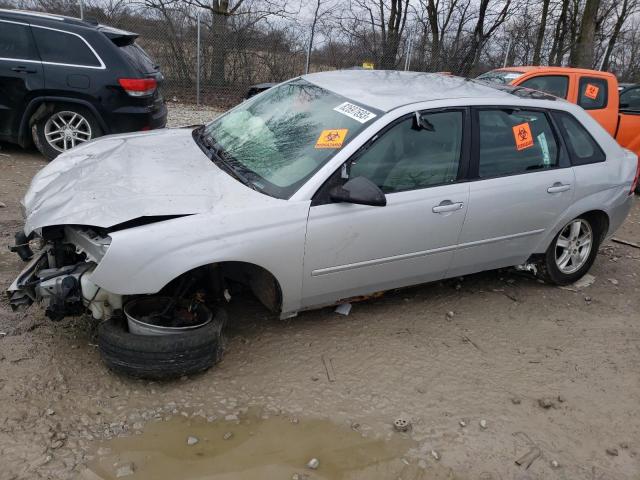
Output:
left=301, top=109, right=470, bottom=309
left=448, top=107, right=574, bottom=277
left=0, top=18, right=44, bottom=142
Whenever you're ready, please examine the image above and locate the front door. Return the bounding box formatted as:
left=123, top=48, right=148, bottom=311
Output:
left=301, top=109, right=470, bottom=309
left=0, top=19, right=44, bottom=142
left=448, top=107, right=575, bottom=277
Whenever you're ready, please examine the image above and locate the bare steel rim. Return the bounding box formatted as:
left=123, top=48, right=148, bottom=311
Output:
left=555, top=219, right=593, bottom=275
left=43, top=111, right=92, bottom=152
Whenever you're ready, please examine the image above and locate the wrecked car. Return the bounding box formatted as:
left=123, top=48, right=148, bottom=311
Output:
left=8, top=70, right=638, bottom=378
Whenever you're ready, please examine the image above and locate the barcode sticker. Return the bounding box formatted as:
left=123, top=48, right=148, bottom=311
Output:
left=333, top=102, right=377, bottom=124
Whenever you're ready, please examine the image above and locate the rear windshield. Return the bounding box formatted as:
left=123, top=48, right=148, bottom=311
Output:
left=118, top=42, right=158, bottom=74
left=477, top=70, right=524, bottom=85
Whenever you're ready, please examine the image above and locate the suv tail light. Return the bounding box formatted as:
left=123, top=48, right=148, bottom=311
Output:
left=118, top=78, right=157, bottom=97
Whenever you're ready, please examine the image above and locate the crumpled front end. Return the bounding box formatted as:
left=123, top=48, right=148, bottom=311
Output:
left=7, top=226, right=123, bottom=321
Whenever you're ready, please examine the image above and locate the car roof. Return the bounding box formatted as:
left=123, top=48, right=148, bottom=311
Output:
left=302, top=70, right=515, bottom=112
left=496, top=66, right=617, bottom=78
left=0, top=8, right=97, bottom=28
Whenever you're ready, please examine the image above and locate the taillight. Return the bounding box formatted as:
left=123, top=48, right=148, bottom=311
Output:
left=118, top=78, right=157, bottom=97
left=631, top=159, right=640, bottom=194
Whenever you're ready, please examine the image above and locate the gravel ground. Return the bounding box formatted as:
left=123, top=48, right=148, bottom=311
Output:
left=0, top=104, right=639, bottom=480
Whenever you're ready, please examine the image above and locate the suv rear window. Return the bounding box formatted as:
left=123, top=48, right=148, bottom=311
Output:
left=118, top=42, right=158, bottom=74
left=32, top=26, right=101, bottom=67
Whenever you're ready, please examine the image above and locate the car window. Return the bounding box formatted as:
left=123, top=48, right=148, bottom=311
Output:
left=118, top=42, right=157, bottom=74
left=554, top=111, right=606, bottom=165
left=578, top=77, right=608, bottom=110
left=349, top=111, right=463, bottom=193
left=620, top=86, right=640, bottom=110
left=0, top=21, right=39, bottom=60
left=476, top=70, right=524, bottom=84
left=519, top=75, right=569, bottom=98
left=31, top=27, right=101, bottom=67
left=478, top=109, right=559, bottom=178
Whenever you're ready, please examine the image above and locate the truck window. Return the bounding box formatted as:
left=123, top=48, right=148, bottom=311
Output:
left=553, top=111, right=605, bottom=165
left=578, top=77, right=608, bottom=110
left=520, top=75, right=569, bottom=99
left=620, top=86, right=640, bottom=111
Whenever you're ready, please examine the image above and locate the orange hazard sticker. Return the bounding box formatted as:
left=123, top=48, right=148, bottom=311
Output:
left=512, top=122, right=534, bottom=151
left=315, top=129, right=348, bottom=149
left=584, top=83, right=600, bottom=100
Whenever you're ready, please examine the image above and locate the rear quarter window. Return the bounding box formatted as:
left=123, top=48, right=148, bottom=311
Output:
left=578, top=77, right=608, bottom=110
left=553, top=111, right=606, bottom=165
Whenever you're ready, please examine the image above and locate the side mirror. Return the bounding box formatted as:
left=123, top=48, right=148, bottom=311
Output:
left=329, top=176, right=387, bottom=207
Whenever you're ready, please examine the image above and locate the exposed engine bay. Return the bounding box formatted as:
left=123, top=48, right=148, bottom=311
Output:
left=8, top=226, right=122, bottom=321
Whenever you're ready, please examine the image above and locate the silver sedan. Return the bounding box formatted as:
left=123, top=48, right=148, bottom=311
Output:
left=8, top=71, right=639, bottom=322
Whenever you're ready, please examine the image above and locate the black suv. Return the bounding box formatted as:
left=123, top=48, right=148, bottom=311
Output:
left=0, top=9, right=167, bottom=159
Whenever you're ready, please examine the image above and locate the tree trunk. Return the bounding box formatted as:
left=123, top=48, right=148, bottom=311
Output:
left=570, top=0, right=601, bottom=67
left=549, top=0, right=569, bottom=65
left=427, top=0, right=440, bottom=69
left=532, top=0, right=550, bottom=65
left=601, top=0, right=629, bottom=71
left=209, top=9, right=229, bottom=86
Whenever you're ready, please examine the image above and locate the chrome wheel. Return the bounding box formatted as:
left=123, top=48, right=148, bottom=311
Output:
left=44, top=111, right=92, bottom=152
left=555, top=219, right=593, bottom=274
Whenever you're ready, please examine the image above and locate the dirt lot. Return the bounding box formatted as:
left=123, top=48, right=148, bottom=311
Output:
left=0, top=107, right=639, bottom=480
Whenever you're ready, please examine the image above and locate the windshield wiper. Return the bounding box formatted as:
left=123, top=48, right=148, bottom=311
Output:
left=193, top=126, right=262, bottom=193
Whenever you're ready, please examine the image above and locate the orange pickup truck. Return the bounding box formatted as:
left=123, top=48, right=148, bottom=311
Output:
left=477, top=67, right=640, bottom=176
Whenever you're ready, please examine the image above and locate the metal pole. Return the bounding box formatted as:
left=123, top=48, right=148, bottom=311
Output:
left=503, top=38, right=512, bottom=68
left=404, top=32, right=413, bottom=71
left=196, top=10, right=201, bottom=106
left=79, top=0, right=84, bottom=20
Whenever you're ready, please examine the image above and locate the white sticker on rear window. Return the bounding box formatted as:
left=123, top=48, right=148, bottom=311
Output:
left=538, top=133, right=551, bottom=165
left=333, top=102, right=377, bottom=124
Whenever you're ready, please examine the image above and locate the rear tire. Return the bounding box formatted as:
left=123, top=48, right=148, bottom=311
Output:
left=32, top=104, right=102, bottom=160
left=538, top=216, right=601, bottom=285
left=97, top=309, right=226, bottom=380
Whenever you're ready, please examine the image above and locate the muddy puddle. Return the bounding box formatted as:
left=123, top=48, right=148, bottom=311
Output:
left=84, top=411, right=435, bottom=480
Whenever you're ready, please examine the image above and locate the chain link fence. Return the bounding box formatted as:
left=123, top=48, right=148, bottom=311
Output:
left=4, top=0, right=640, bottom=109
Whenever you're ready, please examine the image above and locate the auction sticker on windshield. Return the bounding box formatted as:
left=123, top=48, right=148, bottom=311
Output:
left=315, top=129, right=348, bottom=149
left=334, top=102, right=377, bottom=123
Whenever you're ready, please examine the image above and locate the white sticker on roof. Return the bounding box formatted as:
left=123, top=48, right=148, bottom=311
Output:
left=333, top=102, right=377, bottom=124
left=504, top=73, right=522, bottom=79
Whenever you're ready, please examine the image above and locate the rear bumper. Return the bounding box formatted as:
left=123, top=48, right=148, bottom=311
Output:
left=105, top=102, right=167, bottom=134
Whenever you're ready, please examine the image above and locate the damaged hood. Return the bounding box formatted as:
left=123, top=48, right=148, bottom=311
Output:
left=23, top=128, right=272, bottom=233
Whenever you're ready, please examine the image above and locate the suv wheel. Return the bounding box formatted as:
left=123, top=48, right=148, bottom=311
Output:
left=33, top=105, right=102, bottom=160
left=538, top=216, right=601, bottom=285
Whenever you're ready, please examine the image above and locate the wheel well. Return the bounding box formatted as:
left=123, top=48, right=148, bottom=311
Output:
left=163, top=262, right=283, bottom=314
left=579, top=210, right=610, bottom=244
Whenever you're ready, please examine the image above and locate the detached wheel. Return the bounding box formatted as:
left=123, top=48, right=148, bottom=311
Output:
left=97, top=309, right=226, bottom=380
left=33, top=105, right=102, bottom=160
left=538, top=216, right=600, bottom=285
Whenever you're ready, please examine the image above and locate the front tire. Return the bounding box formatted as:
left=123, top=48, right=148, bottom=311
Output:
left=538, top=216, right=601, bottom=285
left=32, top=105, right=102, bottom=160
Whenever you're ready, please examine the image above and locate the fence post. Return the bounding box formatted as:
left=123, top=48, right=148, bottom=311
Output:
left=503, top=38, right=512, bottom=68
left=404, top=31, right=413, bottom=71
left=79, top=0, right=84, bottom=20
left=196, top=9, right=201, bottom=106
left=305, top=27, right=313, bottom=75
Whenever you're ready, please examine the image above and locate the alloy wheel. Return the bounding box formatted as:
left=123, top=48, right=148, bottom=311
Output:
left=555, top=219, right=593, bottom=275
left=44, top=111, right=92, bottom=152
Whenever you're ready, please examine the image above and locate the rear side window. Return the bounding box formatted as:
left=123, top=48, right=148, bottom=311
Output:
left=118, top=43, right=157, bottom=74
left=554, top=112, right=605, bottom=165
left=32, top=27, right=101, bottom=67
left=578, top=77, right=608, bottom=110
left=620, top=86, right=640, bottom=111
left=477, top=109, right=559, bottom=178
left=519, top=75, right=569, bottom=99
left=0, top=21, right=39, bottom=60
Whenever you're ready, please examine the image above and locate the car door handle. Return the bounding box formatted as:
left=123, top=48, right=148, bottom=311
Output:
left=11, top=66, right=37, bottom=74
left=432, top=201, right=464, bottom=213
left=547, top=183, right=571, bottom=194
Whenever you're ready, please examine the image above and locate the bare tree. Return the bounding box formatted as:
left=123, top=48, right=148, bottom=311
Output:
left=570, top=0, right=601, bottom=67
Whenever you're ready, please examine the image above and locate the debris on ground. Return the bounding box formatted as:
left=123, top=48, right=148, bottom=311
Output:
left=321, top=354, right=336, bottom=382
left=306, top=458, right=320, bottom=469
left=446, top=311, right=455, bottom=320
left=515, top=447, right=541, bottom=469
left=393, top=418, right=411, bottom=432
left=608, top=278, right=619, bottom=286
left=335, top=303, right=352, bottom=316
left=538, top=397, right=557, bottom=409
left=511, top=397, right=521, bottom=405
left=561, top=273, right=596, bottom=291
left=431, top=449, right=441, bottom=460
left=186, top=435, right=199, bottom=445
left=0, top=202, right=6, bottom=208
left=114, top=462, right=135, bottom=478
left=223, top=431, right=233, bottom=440
left=479, top=419, right=488, bottom=429
left=459, top=419, right=467, bottom=427
left=292, top=473, right=309, bottom=480
left=551, top=459, right=560, bottom=468
left=612, top=237, right=640, bottom=249
left=606, top=447, right=619, bottom=456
